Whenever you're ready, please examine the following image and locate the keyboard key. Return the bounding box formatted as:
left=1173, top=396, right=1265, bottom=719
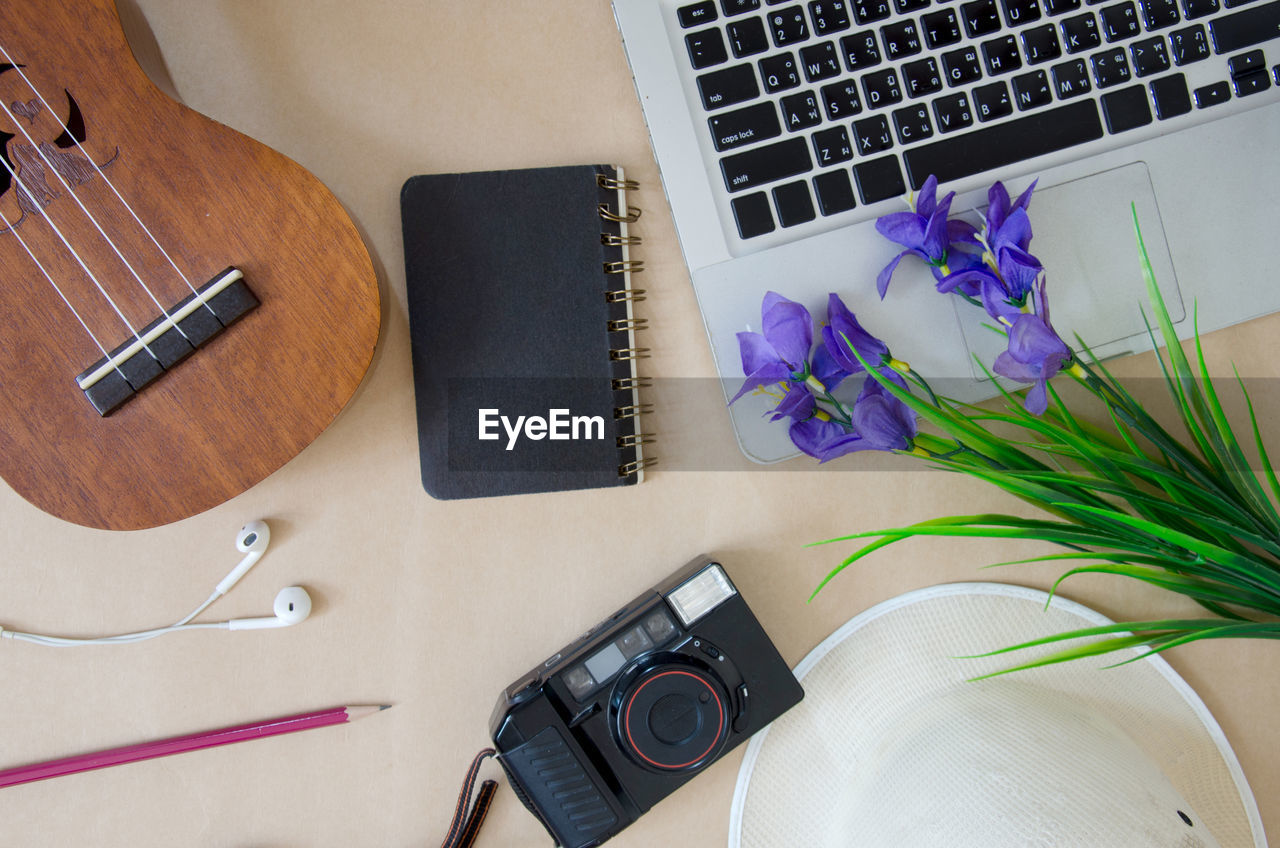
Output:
left=1139, top=0, right=1182, bottom=27
left=852, top=0, right=893, bottom=22
left=1150, top=71, right=1193, bottom=116
left=686, top=28, right=729, bottom=68
left=902, top=98, right=1103, bottom=187
left=1002, top=0, right=1043, bottom=26
left=1228, top=50, right=1266, bottom=77
left=721, top=136, right=814, bottom=191
left=1179, top=0, right=1218, bottom=17
left=1100, top=83, right=1153, bottom=131
left=853, top=114, right=895, bottom=152
left=709, top=102, right=783, bottom=150
left=922, top=9, right=963, bottom=47
left=810, top=0, right=854, bottom=32
left=698, top=64, right=761, bottom=109
left=942, top=45, right=984, bottom=85
left=722, top=0, right=763, bottom=14
left=1223, top=0, right=1259, bottom=7
left=1274, top=64, right=1280, bottom=84
left=863, top=66, right=905, bottom=106
left=1169, top=24, right=1210, bottom=64
left=1130, top=36, right=1171, bottom=75
left=1051, top=57, right=1093, bottom=96
left=1211, top=1, right=1280, bottom=54
left=1091, top=46, right=1132, bottom=86
left=812, top=125, right=855, bottom=163
left=1099, top=2, right=1141, bottom=39
left=679, top=2, right=720, bottom=27
left=731, top=191, right=776, bottom=237
left=1233, top=70, right=1272, bottom=95
left=800, top=40, right=843, bottom=79
left=840, top=31, right=882, bottom=68
left=759, top=53, right=802, bottom=92
left=813, top=169, right=858, bottom=214
left=881, top=19, right=923, bottom=58
left=895, top=0, right=932, bottom=11
left=1044, top=0, right=1082, bottom=13
left=1061, top=13, right=1102, bottom=53
left=961, top=0, right=1003, bottom=35
left=773, top=180, right=817, bottom=225
left=680, top=2, right=721, bottom=28
left=892, top=103, right=935, bottom=142
left=1022, top=24, right=1063, bottom=62
left=781, top=90, right=824, bottom=129
left=973, top=79, right=1014, bottom=119
left=903, top=57, right=944, bottom=96
left=769, top=5, right=811, bottom=44
left=1193, top=80, right=1230, bottom=105
left=728, top=17, right=771, bottom=56
left=853, top=155, right=907, bottom=203
left=1012, top=68, right=1053, bottom=107
left=820, top=79, right=864, bottom=117
left=983, top=34, right=1024, bottom=73
left=933, top=91, right=975, bottom=130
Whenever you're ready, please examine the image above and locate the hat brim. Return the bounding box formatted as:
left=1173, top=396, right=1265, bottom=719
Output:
left=729, top=582, right=1266, bottom=848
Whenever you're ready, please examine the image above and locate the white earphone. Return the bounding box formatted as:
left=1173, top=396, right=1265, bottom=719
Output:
left=0, top=520, right=312, bottom=646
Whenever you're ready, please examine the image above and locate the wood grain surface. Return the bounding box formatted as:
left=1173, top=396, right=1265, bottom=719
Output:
left=0, top=0, right=380, bottom=530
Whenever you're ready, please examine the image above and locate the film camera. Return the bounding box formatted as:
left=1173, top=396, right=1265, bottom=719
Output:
left=489, top=556, right=803, bottom=847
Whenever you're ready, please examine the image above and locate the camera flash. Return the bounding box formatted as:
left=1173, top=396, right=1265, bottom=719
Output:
left=667, top=564, right=736, bottom=627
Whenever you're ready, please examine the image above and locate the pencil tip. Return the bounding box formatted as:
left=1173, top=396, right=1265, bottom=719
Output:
left=379, top=704, right=391, bottom=711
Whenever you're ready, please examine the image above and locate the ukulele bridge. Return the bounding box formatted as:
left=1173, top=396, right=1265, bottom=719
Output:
left=75, top=267, right=259, bottom=416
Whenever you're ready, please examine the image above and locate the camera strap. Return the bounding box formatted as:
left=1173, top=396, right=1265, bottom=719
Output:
left=440, top=748, right=498, bottom=848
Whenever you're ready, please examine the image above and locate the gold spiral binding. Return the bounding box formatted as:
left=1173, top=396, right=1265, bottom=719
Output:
left=601, top=232, right=644, bottom=247
left=617, top=457, right=658, bottom=478
left=606, top=289, right=647, bottom=303
left=604, top=260, right=645, bottom=275
left=597, top=174, right=640, bottom=191
left=614, top=403, right=654, bottom=420
left=608, top=317, right=648, bottom=333
left=598, top=202, right=642, bottom=223
left=617, top=433, right=657, bottom=449
left=612, top=376, right=653, bottom=391
left=610, top=347, right=651, bottom=361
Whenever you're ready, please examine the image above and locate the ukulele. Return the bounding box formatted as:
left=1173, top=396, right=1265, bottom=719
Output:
left=0, top=0, right=381, bottom=530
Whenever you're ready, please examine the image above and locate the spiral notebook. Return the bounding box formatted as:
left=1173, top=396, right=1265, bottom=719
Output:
left=401, top=164, right=654, bottom=500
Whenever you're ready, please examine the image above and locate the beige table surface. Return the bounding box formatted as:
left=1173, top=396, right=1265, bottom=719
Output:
left=1, top=2, right=1276, bottom=846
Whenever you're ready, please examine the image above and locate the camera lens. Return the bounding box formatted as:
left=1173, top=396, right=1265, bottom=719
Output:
left=617, top=664, right=730, bottom=772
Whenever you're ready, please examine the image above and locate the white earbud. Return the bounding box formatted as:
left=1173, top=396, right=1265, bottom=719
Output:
left=216, top=520, right=271, bottom=596
left=227, top=586, right=313, bottom=630
left=0, top=519, right=314, bottom=647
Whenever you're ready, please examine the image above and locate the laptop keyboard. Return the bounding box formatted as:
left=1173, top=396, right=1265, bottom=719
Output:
left=672, top=0, right=1280, bottom=242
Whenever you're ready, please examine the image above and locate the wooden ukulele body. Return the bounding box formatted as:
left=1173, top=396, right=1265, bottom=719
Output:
left=0, top=0, right=381, bottom=529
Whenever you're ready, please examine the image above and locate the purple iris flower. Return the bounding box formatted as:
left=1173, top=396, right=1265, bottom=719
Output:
left=985, top=180, right=1037, bottom=252
left=820, top=293, right=890, bottom=380
left=875, top=176, right=976, bottom=298
left=787, top=377, right=918, bottom=461
left=730, top=292, right=815, bottom=404
left=993, top=281, right=1071, bottom=415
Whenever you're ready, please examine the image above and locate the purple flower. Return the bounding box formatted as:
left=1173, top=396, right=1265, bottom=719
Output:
left=985, top=180, right=1037, bottom=252
left=993, top=282, right=1071, bottom=415
left=820, top=293, right=889, bottom=379
left=875, top=176, right=976, bottom=298
left=787, top=377, right=918, bottom=461
left=730, top=292, right=815, bottom=404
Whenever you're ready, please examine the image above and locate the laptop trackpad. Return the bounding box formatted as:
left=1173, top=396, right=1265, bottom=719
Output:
left=955, top=162, right=1184, bottom=379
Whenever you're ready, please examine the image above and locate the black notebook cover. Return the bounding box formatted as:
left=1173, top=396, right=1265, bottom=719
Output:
left=401, top=164, right=650, bottom=500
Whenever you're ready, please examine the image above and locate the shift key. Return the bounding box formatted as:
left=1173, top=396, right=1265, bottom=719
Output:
left=721, top=137, right=813, bottom=192
left=1210, top=1, right=1280, bottom=55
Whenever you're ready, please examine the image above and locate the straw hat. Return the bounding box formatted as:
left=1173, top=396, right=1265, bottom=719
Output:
left=730, top=583, right=1266, bottom=848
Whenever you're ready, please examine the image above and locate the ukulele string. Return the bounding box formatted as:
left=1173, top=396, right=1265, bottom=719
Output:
left=0, top=43, right=209, bottom=313
left=0, top=74, right=192, bottom=345
left=0, top=202, right=116, bottom=369
left=0, top=144, right=157, bottom=360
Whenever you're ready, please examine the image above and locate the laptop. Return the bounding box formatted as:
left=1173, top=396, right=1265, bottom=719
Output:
left=611, top=0, right=1280, bottom=462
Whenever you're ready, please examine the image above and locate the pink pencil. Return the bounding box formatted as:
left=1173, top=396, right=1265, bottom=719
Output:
left=0, top=705, right=389, bottom=789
